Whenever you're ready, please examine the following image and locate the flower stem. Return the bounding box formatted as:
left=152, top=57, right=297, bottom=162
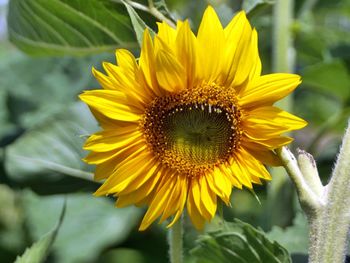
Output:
left=276, top=147, right=321, bottom=213
left=278, top=121, right=350, bottom=263
left=168, top=216, right=183, bottom=263
left=313, top=120, right=350, bottom=263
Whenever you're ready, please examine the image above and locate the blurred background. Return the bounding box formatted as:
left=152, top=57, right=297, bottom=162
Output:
left=0, top=0, right=350, bottom=262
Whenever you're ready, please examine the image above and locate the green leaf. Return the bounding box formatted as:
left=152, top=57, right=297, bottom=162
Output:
left=302, top=60, right=350, bottom=101
left=14, top=199, right=66, bottom=263
left=7, top=0, right=138, bottom=56
left=151, top=0, right=174, bottom=20
left=5, top=102, right=98, bottom=183
left=124, top=2, right=154, bottom=47
left=22, top=190, right=142, bottom=263
left=267, top=213, right=309, bottom=255
left=0, top=51, right=107, bottom=129
left=242, top=0, right=274, bottom=15
left=191, top=219, right=292, bottom=263
left=0, top=88, right=16, bottom=142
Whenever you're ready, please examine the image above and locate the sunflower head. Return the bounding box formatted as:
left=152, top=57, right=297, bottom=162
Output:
left=79, top=6, right=307, bottom=231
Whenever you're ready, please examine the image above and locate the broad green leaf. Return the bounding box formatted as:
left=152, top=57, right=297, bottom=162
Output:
left=191, top=219, right=291, bottom=263
left=8, top=0, right=138, bottom=55
left=302, top=60, right=350, bottom=101
left=5, top=102, right=98, bottom=183
left=267, top=213, right=309, bottom=255
left=22, top=190, right=142, bottom=263
left=0, top=50, right=109, bottom=130
left=14, top=199, right=66, bottom=263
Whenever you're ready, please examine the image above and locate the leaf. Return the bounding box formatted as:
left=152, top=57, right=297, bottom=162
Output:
left=191, top=219, right=292, bottom=263
left=124, top=2, right=154, bottom=47
left=14, top=199, right=66, bottom=263
left=151, top=0, right=175, bottom=22
left=0, top=51, right=107, bottom=129
left=242, top=0, right=274, bottom=15
left=5, top=102, right=98, bottom=183
left=7, top=0, right=138, bottom=56
left=267, top=213, right=309, bottom=255
left=0, top=88, right=17, bottom=143
left=301, top=60, right=350, bottom=101
left=22, top=190, right=142, bottom=263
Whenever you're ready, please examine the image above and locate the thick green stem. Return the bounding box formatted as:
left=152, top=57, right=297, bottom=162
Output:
left=278, top=121, right=350, bottom=263
left=168, top=217, right=183, bottom=263
left=313, top=121, right=350, bottom=263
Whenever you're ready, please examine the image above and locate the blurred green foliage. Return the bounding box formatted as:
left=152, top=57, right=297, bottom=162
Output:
left=1, top=0, right=350, bottom=262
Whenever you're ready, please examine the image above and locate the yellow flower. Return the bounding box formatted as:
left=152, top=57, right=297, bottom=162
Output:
left=79, top=6, right=307, bottom=231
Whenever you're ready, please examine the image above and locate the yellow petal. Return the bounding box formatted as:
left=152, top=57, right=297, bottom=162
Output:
left=175, top=20, right=198, bottom=88
left=219, top=165, right=242, bottom=189
left=139, top=175, right=177, bottom=231
left=115, top=49, right=137, bottom=74
left=92, top=67, right=116, bottom=90
left=236, top=148, right=272, bottom=181
left=249, top=29, right=262, bottom=80
left=239, top=73, right=301, bottom=107
left=187, top=187, right=206, bottom=230
left=206, top=168, right=231, bottom=204
left=159, top=175, right=182, bottom=223
left=155, top=38, right=186, bottom=92
left=84, top=140, right=145, bottom=165
left=94, top=159, right=115, bottom=180
left=167, top=176, right=187, bottom=228
left=242, top=107, right=307, bottom=140
left=157, top=21, right=177, bottom=46
left=229, top=156, right=254, bottom=189
left=84, top=128, right=141, bottom=152
left=102, top=62, right=151, bottom=105
left=196, top=6, right=224, bottom=82
left=245, top=106, right=307, bottom=130
left=116, top=166, right=163, bottom=207
left=242, top=134, right=293, bottom=150
left=199, top=175, right=217, bottom=219
left=139, top=28, right=163, bottom=96
left=242, top=141, right=282, bottom=166
left=79, top=90, right=142, bottom=122
left=119, top=163, right=160, bottom=195
left=222, top=11, right=258, bottom=88
left=95, top=149, right=153, bottom=195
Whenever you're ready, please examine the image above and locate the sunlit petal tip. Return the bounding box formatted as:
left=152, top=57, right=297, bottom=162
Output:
left=200, top=5, right=223, bottom=30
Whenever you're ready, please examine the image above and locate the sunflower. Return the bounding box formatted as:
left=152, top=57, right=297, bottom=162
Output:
left=79, top=6, right=307, bottom=231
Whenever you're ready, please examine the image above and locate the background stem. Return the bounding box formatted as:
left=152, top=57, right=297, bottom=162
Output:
left=168, top=217, right=183, bottom=263
left=266, top=0, right=296, bottom=229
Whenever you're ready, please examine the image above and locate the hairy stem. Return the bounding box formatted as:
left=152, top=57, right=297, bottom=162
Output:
left=278, top=121, right=350, bottom=262
left=276, top=147, right=321, bottom=213
left=314, top=121, right=350, bottom=263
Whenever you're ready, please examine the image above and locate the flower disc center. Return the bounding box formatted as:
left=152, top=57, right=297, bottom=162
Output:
left=162, top=104, right=234, bottom=165
left=141, top=84, right=241, bottom=176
